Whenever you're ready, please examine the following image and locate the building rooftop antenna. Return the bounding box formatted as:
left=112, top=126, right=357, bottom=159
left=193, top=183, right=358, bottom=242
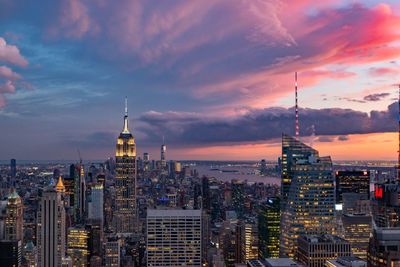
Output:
left=295, top=72, right=300, bottom=139
left=396, top=84, right=400, bottom=182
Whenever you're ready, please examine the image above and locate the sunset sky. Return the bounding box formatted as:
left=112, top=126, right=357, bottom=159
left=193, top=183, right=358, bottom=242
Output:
left=0, top=0, right=399, bottom=161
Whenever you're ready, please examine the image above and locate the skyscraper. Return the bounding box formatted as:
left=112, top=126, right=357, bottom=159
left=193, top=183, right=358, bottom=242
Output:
left=280, top=134, right=336, bottom=257
left=240, top=219, right=259, bottom=262
left=67, top=227, right=90, bottom=267
left=143, top=152, right=150, bottom=171
left=336, top=171, right=370, bottom=205
left=368, top=227, right=400, bottom=266
left=342, top=214, right=372, bottom=260
left=5, top=190, right=23, bottom=241
left=232, top=180, right=245, bottom=218
left=0, top=240, right=22, bottom=267
left=258, top=198, right=280, bottom=258
left=37, top=184, right=66, bottom=267
left=73, top=164, right=86, bottom=223
left=147, top=209, right=202, bottom=267
left=113, top=98, right=137, bottom=234
left=88, top=183, right=104, bottom=224
left=23, top=240, right=37, bottom=267
left=10, top=159, right=16, bottom=178
left=160, top=138, right=166, bottom=168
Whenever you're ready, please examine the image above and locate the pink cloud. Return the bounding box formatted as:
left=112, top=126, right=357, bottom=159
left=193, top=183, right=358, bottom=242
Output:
left=46, top=1, right=400, bottom=112
left=48, top=0, right=98, bottom=39
left=0, top=81, right=16, bottom=94
left=369, top=67, right=400, bottom=76
left=192, top=3, right=400, bottom=110
left=0, top=37, right=28, bottom=67
left=0, top=65, right=21, bottom=80
left=0, top=37, right=29, bottom=108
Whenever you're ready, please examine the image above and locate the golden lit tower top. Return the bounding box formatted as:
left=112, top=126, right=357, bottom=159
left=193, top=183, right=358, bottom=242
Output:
left=56, top=176, right=65, bottom=193
left=116, top=97, right=136, bottom=157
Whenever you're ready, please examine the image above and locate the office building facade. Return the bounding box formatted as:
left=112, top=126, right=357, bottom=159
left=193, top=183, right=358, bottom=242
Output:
left=147, top=209, right=202, bottom=267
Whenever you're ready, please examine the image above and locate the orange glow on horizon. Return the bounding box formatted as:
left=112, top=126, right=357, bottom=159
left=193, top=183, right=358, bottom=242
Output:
left=169, top=132, right=397, bottom=161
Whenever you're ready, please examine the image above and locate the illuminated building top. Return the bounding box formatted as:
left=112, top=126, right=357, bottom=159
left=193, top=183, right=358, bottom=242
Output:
left=7, top=190, right=22, bottom=205
left=56, top=176, right=65, bottom=193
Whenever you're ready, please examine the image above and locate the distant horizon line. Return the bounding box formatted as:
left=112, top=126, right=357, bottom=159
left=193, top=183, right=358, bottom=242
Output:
left=0, top=159, right=397, bottom=164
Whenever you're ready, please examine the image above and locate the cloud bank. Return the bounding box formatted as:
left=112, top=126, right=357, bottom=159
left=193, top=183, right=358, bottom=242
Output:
left=136, top=102, right=397, bottom=146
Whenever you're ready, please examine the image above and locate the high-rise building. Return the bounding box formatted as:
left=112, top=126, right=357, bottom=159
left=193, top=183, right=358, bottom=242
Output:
left=280, top=134, right=336, bottom=257
left=37, top=184, right=66, bottom=267
left=297, top=235, right=352, bottom=267
left=367, top=227, right=400, bottom=267
left=10, top=158, right=16, bottom=178
left=258, top=198, right=280, bottom=258
left=232, top=180, right=245, bottom=218
left=240, top=220, right=259, bottom=262
left=86, top=223, right=103, bottom=260
left=147, top=209, right=202, bottom=267
left=113, top=98, right=137, bottom=234
left=67, top=227, right=90, bottom=267
left=73, top=164, right=86, bottom=223
left=23, top=240, right=37, bottom=267
left=105, top=240, right=120, bottom=267
left=342, top=214, right=372, bottom=260
left=88, top=183, right=104, bottom=224
left=0, top=240, right=22, bottom=267
left=143, top=152, right=150, bottom=171
left=5, top=190, right=23, bottom=241
left=219, top=219, right=240, bottom=265
left=160, top=140, right=166, bottom=168
left=63, top=176, right=75, bottom=208
left=372, top=182, right=400, bottom=227
left=336, top=171, right=370, bottom=205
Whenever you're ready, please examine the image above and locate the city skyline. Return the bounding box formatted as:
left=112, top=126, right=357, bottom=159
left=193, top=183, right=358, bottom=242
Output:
left=0, top=1, right=400, bottom=160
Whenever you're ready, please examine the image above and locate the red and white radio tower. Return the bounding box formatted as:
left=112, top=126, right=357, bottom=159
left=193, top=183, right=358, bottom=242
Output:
left=295, top=72, right=300, bottom=139
left=398, top=84, right=400, bottom=181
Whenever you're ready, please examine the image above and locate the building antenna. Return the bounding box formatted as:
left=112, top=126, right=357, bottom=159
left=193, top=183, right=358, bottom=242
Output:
left=398, top=84, right=400, bottom=181
left=77, top=148, right=82, bottom=165
left=295, top=72, right=300, bottom=139
left=125, top=96, right=128, bottom=116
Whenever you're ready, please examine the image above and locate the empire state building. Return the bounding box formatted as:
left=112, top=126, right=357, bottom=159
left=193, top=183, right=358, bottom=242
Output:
left=113, top=98, right=137, bottom=234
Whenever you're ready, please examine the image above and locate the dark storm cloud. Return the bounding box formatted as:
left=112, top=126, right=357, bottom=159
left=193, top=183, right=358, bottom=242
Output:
left=137, top=102, right=397, bottom=146
left=318, top=136, right=335, bottom=142
left=363, top=93, right=390, bottom=102
left=338, top=135, right=349, bottom=141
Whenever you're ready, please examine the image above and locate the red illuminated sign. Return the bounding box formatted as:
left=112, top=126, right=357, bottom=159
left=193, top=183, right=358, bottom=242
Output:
left=375, top=186, right=383, bottom=199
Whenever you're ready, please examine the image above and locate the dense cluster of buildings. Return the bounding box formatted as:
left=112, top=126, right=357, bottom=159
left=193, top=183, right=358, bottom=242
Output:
left=0, top=101, right=399, bottom=267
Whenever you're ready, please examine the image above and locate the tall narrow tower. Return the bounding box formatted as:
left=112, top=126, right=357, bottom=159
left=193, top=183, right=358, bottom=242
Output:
left=295, top=72, right=299, bottom=139
left=113, top=97, right=137, bottom=234
left=161, top=136, right=167, bottom=168
left=398, top=84, right=400, bottom=181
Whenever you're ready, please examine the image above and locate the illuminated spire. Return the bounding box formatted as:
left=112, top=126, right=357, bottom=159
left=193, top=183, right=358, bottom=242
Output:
left=56, top=176, right=65, bottom=193
left=122, top=97, right=130, bottom=134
